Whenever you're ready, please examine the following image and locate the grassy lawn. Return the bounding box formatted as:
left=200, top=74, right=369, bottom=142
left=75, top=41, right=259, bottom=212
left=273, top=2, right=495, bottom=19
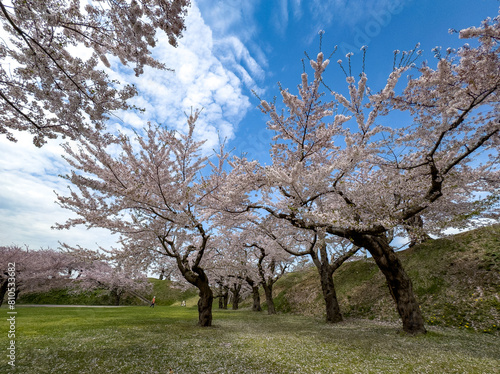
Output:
left=1, top=306, right=499, bottom=373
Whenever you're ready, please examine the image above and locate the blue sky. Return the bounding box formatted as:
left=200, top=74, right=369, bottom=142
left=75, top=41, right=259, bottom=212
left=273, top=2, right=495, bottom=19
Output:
left=0, top=0, right=498, bottom=250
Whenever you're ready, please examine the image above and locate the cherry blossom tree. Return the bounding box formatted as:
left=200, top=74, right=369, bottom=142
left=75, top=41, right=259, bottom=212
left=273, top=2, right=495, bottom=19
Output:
left=257, top=219, right=359, bottom=322
left=206, top=232, right=256, bottom=311
left=220, top=13, right=499, bottom=334
left=232, top=218, right=292, bottom=314
left=0, top=0, right=189, bottom=146
left=67, top=247, right=151, bottom=305
left=0, top=245, right=76, bottom=305
left=244, top=274, right=262, bottom=312
left=214, top=276, right=229, bottom=309
left=0, top=245, right=25, bottom=306
left=245, top=241, right=289, bottom=315
left=55, top=112, right=221, bottom=326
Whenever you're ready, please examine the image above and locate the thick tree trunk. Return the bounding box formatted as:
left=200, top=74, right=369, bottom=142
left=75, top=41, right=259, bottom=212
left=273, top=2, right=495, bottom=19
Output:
left=318, top=265, right=343, bottom=323
left=246, top=277, right=262, bottom=312
left=251, top=285, right=262, bottom=312
left=230, top=283, right=241, bottom=310
left=197, top=283, right=213, bottom=327
left=356, top=234, right=426, bottom=334
left=262, top=283, right=276, bottom=315
left=232, top=298, right=239, bottom=310
left=218, top=294, right=224, bottom=309
left=312, top=232, right=344, bottom=323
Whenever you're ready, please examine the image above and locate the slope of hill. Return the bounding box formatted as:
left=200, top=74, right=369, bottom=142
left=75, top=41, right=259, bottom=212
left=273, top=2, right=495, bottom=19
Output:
left=17, top=278, right=197, bottom=307
left=272, top=224, right=500, bottom=334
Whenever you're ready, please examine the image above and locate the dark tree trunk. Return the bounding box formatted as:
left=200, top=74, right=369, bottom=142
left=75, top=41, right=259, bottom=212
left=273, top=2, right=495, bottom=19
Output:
left=318, top=265, right=343, bottom=323
left=221, top=288, right=228, bottom=309
left=111, top=289, right=121, bottom=306
left=0, top=279, right=7, bottom=307
left=177, top=260, right=213, bottom=326
left=310, top=230, right=344, bottom=323
left=251, top=285, right=262, bottom=312
left=245, top=277, right=262, bottom=312
left=262, top=283, right=276, bottom=315
left=405, top=215, right=431, bottom=247
left=231, top=298, right=239, bottom=310
left=197, top=282, right=213, bottom=327
left=163, top=234, right=213, bottom=326
left=14, top=287, right=20, bottom=303
left=355, top=234, right=426, bottom=335
left=217, top=282, right=224, bottom=309
left=230, top=283, right=241, bottom=310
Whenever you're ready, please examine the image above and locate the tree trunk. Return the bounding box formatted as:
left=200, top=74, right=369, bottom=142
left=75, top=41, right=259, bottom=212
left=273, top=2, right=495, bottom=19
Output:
left=180, top=263, right=213, bottom=326
left=219, top=287, right=229, bottom=310
left=251, top=285, right=262, bottom=312
left=356, top=234, right=427, bottom=334
left=246, top=277, right=262, bottom=312
left=312, top=231, right=344, bottom=323
left=262, top=283, right=276, bottom=315
left=111, top=289, right=121, bottom=306
left=231, top=283, right=241, bottom=310
left=0, top=279, right=7, bottom=307
left=232, top=297, right=239, bottom=310
left=406, top=215, right=431, bottom=247
left=318, top=265, right=343, bottom=323
left=197, top=282, right=213, bottom=327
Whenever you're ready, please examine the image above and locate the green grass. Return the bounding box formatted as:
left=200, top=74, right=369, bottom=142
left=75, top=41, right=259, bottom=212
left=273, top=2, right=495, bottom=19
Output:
left=1, top=306, right=499, bottom=373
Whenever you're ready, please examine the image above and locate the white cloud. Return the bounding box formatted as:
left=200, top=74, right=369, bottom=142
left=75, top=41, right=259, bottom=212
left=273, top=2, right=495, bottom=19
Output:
left=291, top=0, right=303, bottom=20
left=309, top=0, right=407, bottom=29
left=274, top=0, right=290, bottom=35
left=107, top=2, right=261, bottom=151
left=0, top=0, right=266, bottom=250
left=0, top=132, right=118, bottom=250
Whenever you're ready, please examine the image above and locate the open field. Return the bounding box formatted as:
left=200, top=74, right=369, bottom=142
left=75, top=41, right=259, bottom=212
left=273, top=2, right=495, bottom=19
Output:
left=1, top=306, right=499, bottom=373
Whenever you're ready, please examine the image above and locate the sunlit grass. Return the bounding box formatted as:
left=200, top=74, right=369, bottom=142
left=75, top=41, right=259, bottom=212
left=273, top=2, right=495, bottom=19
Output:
left=1, top=306, right=499, bottom=373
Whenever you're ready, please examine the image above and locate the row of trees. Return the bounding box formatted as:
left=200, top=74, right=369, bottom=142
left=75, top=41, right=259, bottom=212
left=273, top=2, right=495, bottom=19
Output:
left=1, top=2, right=499, bottom=334
left=0, top=245, right=150, bottom=306
left=56, top=13, right=499, bottom=332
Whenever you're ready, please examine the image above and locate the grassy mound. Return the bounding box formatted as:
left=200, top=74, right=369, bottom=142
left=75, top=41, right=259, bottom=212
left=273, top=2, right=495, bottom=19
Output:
left=273, top=224, right=500, bottom=334
left=17, top=278, right=197, bottom=307
left=146, top=279, right=198, bottom=306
